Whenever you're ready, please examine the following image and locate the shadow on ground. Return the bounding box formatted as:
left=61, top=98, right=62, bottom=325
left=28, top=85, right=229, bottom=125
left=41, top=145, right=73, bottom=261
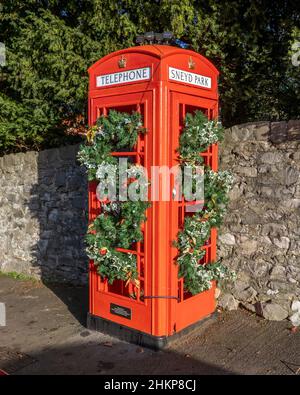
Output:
left=6, top=344, right=233, bottom=375
left=42, top=283, right=88, bottom=327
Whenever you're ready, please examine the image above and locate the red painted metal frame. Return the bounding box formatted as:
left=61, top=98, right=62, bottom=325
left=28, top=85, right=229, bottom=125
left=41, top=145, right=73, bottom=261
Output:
left=88, top=45, right=219, bottom=338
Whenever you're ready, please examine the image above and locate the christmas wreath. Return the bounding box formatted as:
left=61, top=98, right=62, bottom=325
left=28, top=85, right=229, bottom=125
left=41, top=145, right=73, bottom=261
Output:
left=176, top=110, right=235, bottom=295
left=78, top=110, right=149, bottom=285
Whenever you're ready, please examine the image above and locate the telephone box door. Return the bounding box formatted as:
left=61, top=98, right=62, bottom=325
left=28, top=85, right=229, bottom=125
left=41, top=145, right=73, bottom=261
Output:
left=89, top=91, right=153, bottom=334
left=169, top=91, right=218, bottom=332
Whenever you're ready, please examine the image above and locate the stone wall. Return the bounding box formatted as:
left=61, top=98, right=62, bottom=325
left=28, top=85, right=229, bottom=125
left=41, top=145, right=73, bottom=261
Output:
left=0, top=145, right=88, bottom=284
left=219, top=120, right=300, bottom=324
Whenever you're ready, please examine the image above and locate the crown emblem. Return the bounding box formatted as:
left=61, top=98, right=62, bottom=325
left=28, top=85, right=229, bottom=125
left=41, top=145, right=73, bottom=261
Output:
left=118, top=55, right=127, bottom=68
left=188, top=56, right=196, bottom=70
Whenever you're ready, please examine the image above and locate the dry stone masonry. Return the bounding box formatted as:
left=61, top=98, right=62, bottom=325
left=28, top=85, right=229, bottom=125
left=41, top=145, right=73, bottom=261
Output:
left=219, top=120, right=300, bottom=323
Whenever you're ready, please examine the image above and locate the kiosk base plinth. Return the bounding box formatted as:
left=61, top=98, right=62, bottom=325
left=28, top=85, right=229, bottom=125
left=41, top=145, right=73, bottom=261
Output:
left=87, top=312, right=217, bottom=351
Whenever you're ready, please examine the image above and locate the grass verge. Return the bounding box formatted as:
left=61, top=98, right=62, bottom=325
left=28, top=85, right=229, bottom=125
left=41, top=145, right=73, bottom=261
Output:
left=0, top=271, right=38, bottom=282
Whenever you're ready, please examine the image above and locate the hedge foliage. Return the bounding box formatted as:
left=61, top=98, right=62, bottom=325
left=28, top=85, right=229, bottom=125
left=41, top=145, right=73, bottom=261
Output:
left=0, top=1, right=299, bottom=154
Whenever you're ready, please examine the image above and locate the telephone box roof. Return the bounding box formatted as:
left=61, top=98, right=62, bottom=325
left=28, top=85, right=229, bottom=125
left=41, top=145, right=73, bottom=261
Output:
left=88, top=45, right=219, bottom=75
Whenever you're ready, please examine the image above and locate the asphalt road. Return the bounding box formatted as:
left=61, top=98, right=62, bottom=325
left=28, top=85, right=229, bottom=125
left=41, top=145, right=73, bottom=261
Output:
left=0, top=275, right=299, bottom=375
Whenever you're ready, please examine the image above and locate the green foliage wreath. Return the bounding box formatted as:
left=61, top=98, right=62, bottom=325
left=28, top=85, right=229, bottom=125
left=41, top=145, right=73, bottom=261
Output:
left=78, top=110, right=149, bottom=285
left=176, top=111, right=235, bottom=295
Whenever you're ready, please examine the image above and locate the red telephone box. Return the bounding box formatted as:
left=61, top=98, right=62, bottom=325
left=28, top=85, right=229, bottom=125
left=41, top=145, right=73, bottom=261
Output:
left=87, top=45, right=219, bottom=349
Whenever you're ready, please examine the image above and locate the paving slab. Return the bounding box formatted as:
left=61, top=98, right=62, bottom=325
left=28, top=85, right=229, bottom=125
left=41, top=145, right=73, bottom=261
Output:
left=0, top=276, right=299, bottom=375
